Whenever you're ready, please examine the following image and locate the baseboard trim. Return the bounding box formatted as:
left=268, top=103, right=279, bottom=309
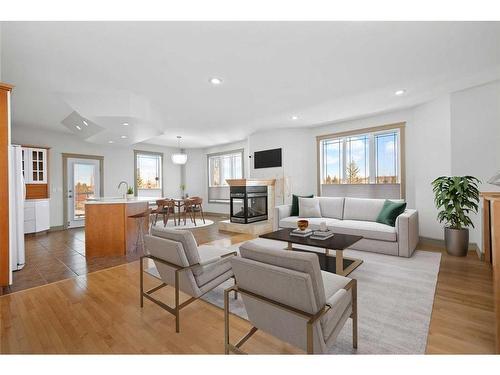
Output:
left=203, top=212, right=229, bottom=218
left=418, top=236, right=482, bottom=259
left=49, top=225, right=65, bottom=232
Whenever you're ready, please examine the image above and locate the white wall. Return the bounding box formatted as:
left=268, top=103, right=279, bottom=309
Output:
left=450, top=80, right=500, bottom=245
left=248, top=128, right=316, bottom=204
left=12, top=126, right=181, bottom=227
left=410, top=96, right=452, bottom=240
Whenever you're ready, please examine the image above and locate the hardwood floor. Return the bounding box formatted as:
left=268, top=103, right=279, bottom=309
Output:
left=426, top=246, right=496, bottom=354
left=0, top=225, right=497, bottom=354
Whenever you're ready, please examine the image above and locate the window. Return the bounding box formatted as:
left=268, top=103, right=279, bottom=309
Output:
left=134, top=151, right=163, bottom=198
left=207, top=149, right=244, bottom=202
left=320, top=128, right=400, bottom=185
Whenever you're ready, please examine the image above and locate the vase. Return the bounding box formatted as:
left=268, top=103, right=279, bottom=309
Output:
left=444, top=227, right=469, bottom=257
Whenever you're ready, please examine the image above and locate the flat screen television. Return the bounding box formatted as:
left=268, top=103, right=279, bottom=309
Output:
left=254, top=148, right=282, bottom=169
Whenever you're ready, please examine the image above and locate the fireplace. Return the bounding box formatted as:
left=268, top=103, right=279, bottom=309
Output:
left=230, top=185, right=268, bottom=224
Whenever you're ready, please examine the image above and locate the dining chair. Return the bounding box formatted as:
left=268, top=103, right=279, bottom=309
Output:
left=152, top=199, right=176, bottom=227
left=183, top=196, right=205, bottom=225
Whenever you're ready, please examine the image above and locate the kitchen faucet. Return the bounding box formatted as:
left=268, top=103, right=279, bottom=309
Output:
left=117, top=181, right=129, bottom=198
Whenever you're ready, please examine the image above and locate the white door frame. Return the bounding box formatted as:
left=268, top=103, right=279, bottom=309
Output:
left=62, top=153, right=104, bottom=229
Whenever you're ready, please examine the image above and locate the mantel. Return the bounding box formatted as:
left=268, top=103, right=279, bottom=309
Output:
left=226, top=178, right=276, bottom=187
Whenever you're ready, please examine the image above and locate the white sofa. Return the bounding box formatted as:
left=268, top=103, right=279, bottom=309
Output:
left=274, top=197, right=419, bottom=257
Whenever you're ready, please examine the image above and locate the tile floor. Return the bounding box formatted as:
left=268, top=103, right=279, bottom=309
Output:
left=1, top=214, right=229, bottom=295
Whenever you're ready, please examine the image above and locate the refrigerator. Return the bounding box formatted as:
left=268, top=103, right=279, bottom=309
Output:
left=9, top=144, right=25, bottom=281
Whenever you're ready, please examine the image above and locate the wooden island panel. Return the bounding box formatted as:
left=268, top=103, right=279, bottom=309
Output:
left=85, top=201, right=148, bottom=258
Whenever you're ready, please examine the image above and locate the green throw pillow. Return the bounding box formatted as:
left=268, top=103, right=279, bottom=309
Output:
left=376, top=200, right=407, bottom=227
left=291, top=194, right=313, bottom=216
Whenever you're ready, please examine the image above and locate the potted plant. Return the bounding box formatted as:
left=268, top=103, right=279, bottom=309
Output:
left=126, top=186, right=134, bottom=199
left=432, top=176, right=480, bottom=256
left=180, top=184, right=186, bottom=198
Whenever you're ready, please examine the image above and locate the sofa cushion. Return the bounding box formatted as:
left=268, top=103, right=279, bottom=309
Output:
left=317, top=197, right=344, bottom=219
left=279, top=216, right=396, bottom=241
left=343, top=198, right=387, bottom=222
left=291, top=194, right=314, bottom=216
left=376, top=200, right=407, bottom=227
left=299, top=197, right=322, bottom=218
left=151, top=227, right=200, bottom=265
left=330, top=220, right=397, bottom=241
left=279, top=216, right=342, bottom=230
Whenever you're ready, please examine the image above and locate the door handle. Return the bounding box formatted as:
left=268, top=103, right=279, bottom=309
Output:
left=68, top=195, right=73, bottom=198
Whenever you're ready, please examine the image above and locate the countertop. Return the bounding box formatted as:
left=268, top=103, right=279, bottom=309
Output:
left=85, top=197, right=154, bottom=205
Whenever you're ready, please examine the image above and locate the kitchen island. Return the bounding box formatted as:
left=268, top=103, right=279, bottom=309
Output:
left=84, top=197, right=150, bottom=258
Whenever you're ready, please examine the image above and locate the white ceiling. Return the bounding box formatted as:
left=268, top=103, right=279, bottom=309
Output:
left=2, top=21, right=500, bottom=148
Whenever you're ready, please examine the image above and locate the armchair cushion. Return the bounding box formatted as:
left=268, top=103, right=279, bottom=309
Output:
left=151, top=227, right=201, bottom=265
left=321, top=289, right=352, bottom=341
left=321, top=270, right=351, bottom=300
left=193, top=245, right=235, bottom=287
left=239, top=240, right=326, bottom=309
left=320, top=271, right=352, bottom=342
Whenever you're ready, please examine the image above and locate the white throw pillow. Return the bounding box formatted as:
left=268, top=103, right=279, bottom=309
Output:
left=298, top=197, right=322, bottom=218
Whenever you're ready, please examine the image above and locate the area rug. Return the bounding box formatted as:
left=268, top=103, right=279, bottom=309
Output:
left=152, top=218, right=214, bottom=229
left=199, top=238, right=442, bottom=354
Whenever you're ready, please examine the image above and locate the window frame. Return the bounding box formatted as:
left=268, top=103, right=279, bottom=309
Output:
left=316, top=122, right=405, bottom=198
left=134, top=150, right=164, bottom=198
left=206, top=148, right=244, bottom=203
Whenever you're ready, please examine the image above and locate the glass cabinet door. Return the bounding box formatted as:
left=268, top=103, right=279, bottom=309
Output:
left=24, top=147, right=47, bottom=183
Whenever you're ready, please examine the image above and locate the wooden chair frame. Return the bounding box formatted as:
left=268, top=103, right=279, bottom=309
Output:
left=224, top=279, right=357, bottom=354
left=183, top=197, right=205, bottom=226
left=153, top=199, right=176, bottom=227
left=140, top=252, right=238, bottom=333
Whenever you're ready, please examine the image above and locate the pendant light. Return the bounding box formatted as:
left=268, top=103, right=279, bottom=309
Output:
left=171, top=136, right=188, bottom=165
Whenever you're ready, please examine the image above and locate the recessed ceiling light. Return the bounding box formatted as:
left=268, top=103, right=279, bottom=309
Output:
left=291, top=115, right=299, bottom=120
left=82, top=120, right=88, bottom=126
left=209, top=77, right=222, bottom=85
left=108, top=140, right=114, bottom=144
left=395, top=89, right=407, bottom=96
left=120, top=135, right=127, bottom=139
left=122, top=122, right=129, bottom=126
left=75, top=125, right=82, bottom=130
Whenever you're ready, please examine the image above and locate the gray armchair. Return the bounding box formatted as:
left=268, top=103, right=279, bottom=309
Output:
left=141, top=227, right=236, bottom=332
left=225, top=240, right=357, bottom=354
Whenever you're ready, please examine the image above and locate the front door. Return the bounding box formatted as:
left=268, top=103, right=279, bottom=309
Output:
left=66, top=157, right=101, bottom=228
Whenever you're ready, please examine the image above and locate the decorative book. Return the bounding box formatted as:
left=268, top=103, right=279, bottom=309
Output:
left=312, top=230, right=333, bottom=237
left=290, top=228, right=313, bottom=237
left=310, top=233, right=334, bottom=240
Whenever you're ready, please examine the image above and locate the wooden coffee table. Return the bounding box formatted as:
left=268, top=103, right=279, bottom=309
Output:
left=260, top=228, right=363, bottom=276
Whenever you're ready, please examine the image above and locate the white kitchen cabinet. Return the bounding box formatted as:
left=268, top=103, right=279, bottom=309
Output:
left=24, top=199, right=50, bottom=234
left=22, top=147, right=48, bottom=184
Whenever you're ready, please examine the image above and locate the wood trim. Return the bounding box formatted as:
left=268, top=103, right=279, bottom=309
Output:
left=484, top=197, right=492, bottom=263
left=62, top=153, right=104, bottom=229
left=0, top=88, right=10, bottom=286
left=316, top=122, right=406, bottom=199
left=0, top=82, right=14, bottom=91
left=20, top=144, right=51, bottom=150
left=226, top=178, right=276, bottom=186
left=25, top=184, right=49, bottom=199
left=315, top=122, right=406, bottom=141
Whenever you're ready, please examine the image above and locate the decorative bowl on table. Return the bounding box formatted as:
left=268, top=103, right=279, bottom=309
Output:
left=297, top=219, right=309, bottom=231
